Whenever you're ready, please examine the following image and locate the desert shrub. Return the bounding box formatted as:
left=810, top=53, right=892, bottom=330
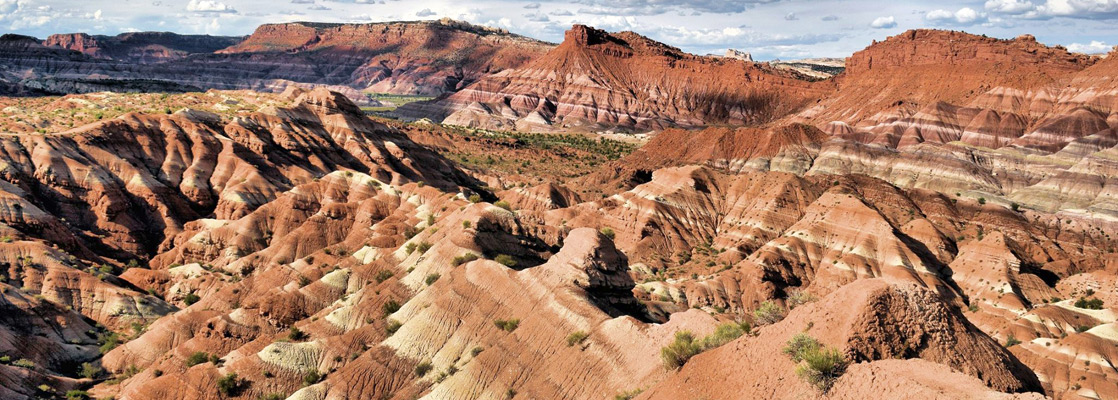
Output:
left=494, top=200, right=512, bottom=211
left=425, top=273, right=440, bottom=285
left=417, top=241, right=433, bottom=254
left=782, top=333, right=822, bottom=362
left=614, top=389, right=644, bottom=400
left=494, top=254, right=517, bottom=268
left=152, top=369, right=163, bottom=377
left=462, top=220, right=472, bottom=229
left=405, top=243, right=417, bottom=254
left=79, top=362, right=102, bottom=379
left=427, top=214, right=436, bottom=226
left=660, top=331, right=702, bottom=370
left=471, top=347, right=484, bottom=357
left=183, top=292, right=201, bottom=306
left=1076, top=325, right=1092, bottom=333
left=13, top=358, right=35, bottom=368
left=383, top=299, right=401, bottom=315
left=374, top=269, right=394, bottom=283
left=786, top=290, right=816, bottom=310
left=302, top=370, right=321, bottom=386
left=753, top=301, right=785, bottom=325
left=385, top=319, right=402, bottom=335
left=794, top=345, right=848, bottom=392
left=65, top=390, right=90, bottom=399
left=701, top=321, right=751, bottom=349
left=217, top=372, right=245, bottom=396
left=261, top=394, right=285, bottom=400
left=1005, top=334, right=1021, bottom=347
left=404, top=226, right=421, bottom=239
left=452, top=253, right=480, bottom=266
left=415, top=361, right=433, bottom=377
left=494, top=318, right=520, bottom=332
left=288, top=327, right=309, bottom=342
left=1074, top=297, right=1104, bottom=310
left=566, top=331, right=589, bottom=347
left=599, top=227, right=615, bottom=239
left=185, top=351, right=212, bottom=367
left=98, top=332, right=121, bottom=354
left=468, top=194, right=482, bottom=203
left=978, top=197, right=987, bottom=205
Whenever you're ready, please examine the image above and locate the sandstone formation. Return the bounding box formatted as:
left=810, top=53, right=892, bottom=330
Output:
left=401, top=25, right=830, bottom=132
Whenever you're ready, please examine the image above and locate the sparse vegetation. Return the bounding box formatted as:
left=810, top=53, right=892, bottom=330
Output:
left=494, top=200, right=512, bottom=211
left=12, top=358, right=35, bottom=369
left=782, top=333, right=821, bottom=362
left=660, top=321, right=751, bottom=369
left=415, top=361, right=433, bottom=377
left=753, top=300, right=785, bottom=325
left=217, top=372, right=245, bottom=396
left=383, top=299, right=401, bottom=315
left=185, top=351, right=214, bottom=367
left=786, top=290, right=816, bottom=310
left=1074, top=297, right=1104, bottom=310
left=79, top=362, right=102, bottom=379
left=794, top=344, right=849, bottom=392
left=1005, top=334, right=1021, bottom=347
left=386, top=319, right=403, bottom=335
left=614, top=388, right=644, bottom=400
left=452, top=253, right=480, bottom=266
left=417, top=241, right=433, bottom=254
left=425, top=273, right=441, bottom=285
left=566, top=330, right=589, bottom=347
left=495, top=254, right=517, bottom=268
left=288, top=327, right=309, bottom=342
left=494, top=318, right=520, bottom=332
left=183, top=292, right=201, bottom=306
left=599, top=227, right=616, bottom=239
left=374, top=269, right=394, bottom=283
left=302, top=370, right=321, bottom=386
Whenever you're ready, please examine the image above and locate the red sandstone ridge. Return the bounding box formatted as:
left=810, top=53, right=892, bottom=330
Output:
left=217, top=19, right=552, bottom=95
left=400, top=24, right=831, bottom=132
left=43, top=32, right=242, bottom=63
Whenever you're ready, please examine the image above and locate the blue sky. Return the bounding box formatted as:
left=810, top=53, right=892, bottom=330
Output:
left=1, top=0, right=1117, bottom=60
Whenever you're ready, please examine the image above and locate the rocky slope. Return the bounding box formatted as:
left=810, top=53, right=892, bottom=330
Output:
left=400, top=25, right=830, bottom=132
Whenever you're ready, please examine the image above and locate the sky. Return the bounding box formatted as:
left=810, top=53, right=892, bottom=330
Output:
left=1, top=0, right=1117, bottom=60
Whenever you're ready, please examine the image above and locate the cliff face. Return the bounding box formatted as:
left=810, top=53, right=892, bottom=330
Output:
left=401, top=24, right=831, bottom=132
left=43, top=32, right=244, bottom=63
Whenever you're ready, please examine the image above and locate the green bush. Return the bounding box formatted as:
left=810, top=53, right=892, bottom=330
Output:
left=613, top=389, right=644, bottom=400
left=471, top=347, right=484, bottom=357
left=98, top=332, right=121, bottom=354
left=382, top=299, right=401, bottom=315
left=261, top=394, right=285, bottom=400
left=495, top=254, right=517, bottom=268
left=12, top=358, right=35, bottom=368
left=79, top=362, right=102, bottom=379
left=462, top=220, right=472, bottom=229
left=599, top=227, right=616, bottom=240
left=660, top=331, right=702, bottom=370
left=302, top=370, right=321, bottom=386
left=794, top=345, right=848, bottom=392
left=494, top=200, right=512, bottom=211
left=415, top=361, right=433, bottom=377
left=425, top=273, right=440, bottom=285
left=468, top=194, right=482, bottom=203
left=452, top=253, right=480, bottom=266
left=494, top=318, right=520, bottom=332
left=700, top=321, right=751, bottom=349
left=1074, top=297, right=1104, bottom=310
left=386, top=319, right=402, bottom=335
left=782, top=333, right=821, bottom=362
left=566, top=330, right=589, bottom=347
left=65, top=390, right=90, bottom=399
left=185, top=351, right=212, bottom=367
left=217, top=372, right=244, bottom=396
left=416, top=241, right=433, bottom=254
left=753, top=301, right=785, bottom=325
left=405, top=243, right=417, bottom=254
left=183, top=292, right=200, bottom=306
left=1005, top=334, right=1021, bottom=347
left=288, top=327, right=309, bottom=342
left=374, top=269, right=394, bottom=283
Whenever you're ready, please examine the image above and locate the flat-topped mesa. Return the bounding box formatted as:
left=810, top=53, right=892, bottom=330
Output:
left=847, top=29, right=1093, bottom=74
left=222, top=19, right=546, bottom=54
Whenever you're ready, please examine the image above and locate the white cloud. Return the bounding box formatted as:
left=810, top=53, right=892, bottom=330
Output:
left=926, top=7, right=988, bottom=25
left=524, top=2, right=540, bottom=9
left=784, top=12, right=797, bottom=20
left=1067, top=40, right=1112, bottom=53
left=416, top=8, right=436, bottom=17
left=186, top=0, right=236, bottom=13
left=870, top=15, right=896, bottom=28
left=0, top=0, right=17, bottom=15
left=985, top=0, right=1036, bottom=14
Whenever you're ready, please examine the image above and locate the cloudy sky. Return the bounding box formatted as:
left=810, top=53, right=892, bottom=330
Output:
left=1, top=0, right=1117, bottom=60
